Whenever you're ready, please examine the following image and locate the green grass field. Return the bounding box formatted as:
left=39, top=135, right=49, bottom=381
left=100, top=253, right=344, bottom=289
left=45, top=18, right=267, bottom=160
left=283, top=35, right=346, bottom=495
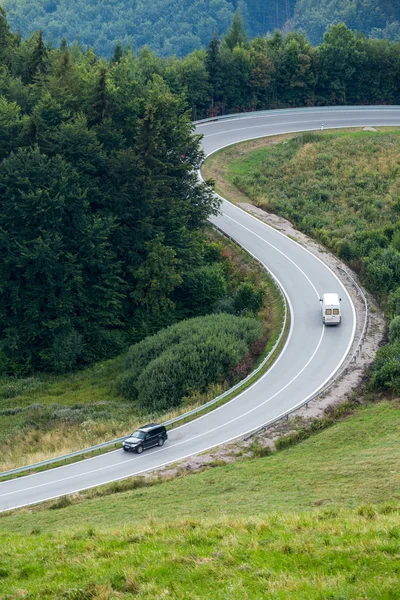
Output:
left=203, top=129, right=400, bottom=259
left=0, top=400, right=399, bottom=598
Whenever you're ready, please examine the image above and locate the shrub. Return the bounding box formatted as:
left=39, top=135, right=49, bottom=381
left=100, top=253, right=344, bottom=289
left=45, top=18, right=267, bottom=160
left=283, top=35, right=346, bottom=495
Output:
left=370, top=341, right=400, bottom=393
left=389, top=316, right=400, bottom=342
left=391, top=230, right=400, bottom=252
left=387, top=287, right=400, bottom=318
left=116, top=313, right=262, bottom=409
left=233, top=281, right=264, bottom=314
left=354, top=230, right=389, bottom=259
left=180, top=264, right=227, bottom=316
left=50, top=495, right=73, bottom=510
left=48, top=329, right=83, bottom=374
left=213, top=296, right=235, bottom=314
left=364, top=247, right=400, bottom=296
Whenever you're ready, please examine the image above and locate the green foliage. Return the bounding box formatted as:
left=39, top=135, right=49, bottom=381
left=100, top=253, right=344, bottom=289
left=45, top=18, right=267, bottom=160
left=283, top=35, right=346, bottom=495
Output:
left=387, top=287, right=400, bottom=319
left=179, top=264, right=227, bottom=316
left=233, top=281, right=264, bottom=314
left=0, top=18, right=221, bottom=373
left=389, top=316, right=400, bottom=343
left=294, top=0, right=400, bottom=45
left=1, top=4, right=400, bottom=376
left=364, top=247, right=400, bottom=298
left=371, top=342, right=400, bottom=393
left=227, top=131, right=400, bottom=300
left=116, top=313, right=262, bottom=410
left=3, top=0, right=236, bottom=58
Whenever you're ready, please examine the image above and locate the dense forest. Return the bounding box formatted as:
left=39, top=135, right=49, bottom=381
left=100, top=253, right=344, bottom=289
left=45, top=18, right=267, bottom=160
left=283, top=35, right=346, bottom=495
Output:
left=1, top=0, right=399, bottom=57
left=0, top=7, right=223, bottom=374
left=293, top=0, right=400, bottom=45
left=1, top=6, right=400, bottom=375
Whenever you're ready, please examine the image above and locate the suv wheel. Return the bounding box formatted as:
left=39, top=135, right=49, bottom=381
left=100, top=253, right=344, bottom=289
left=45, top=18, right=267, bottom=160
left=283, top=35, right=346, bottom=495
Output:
left=136, top=445, right=144, bottom=454
left=158, top=437, right=165, bottom=447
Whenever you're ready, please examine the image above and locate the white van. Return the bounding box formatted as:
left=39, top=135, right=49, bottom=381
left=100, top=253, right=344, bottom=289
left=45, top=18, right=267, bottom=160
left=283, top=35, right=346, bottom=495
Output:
left=320, top=293, right=341, bottom=325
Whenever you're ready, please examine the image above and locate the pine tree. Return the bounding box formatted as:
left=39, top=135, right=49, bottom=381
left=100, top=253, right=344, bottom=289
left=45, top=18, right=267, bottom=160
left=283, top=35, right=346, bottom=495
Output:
left=26, top=30, right=49, bottom=83
left=223, top=11, right=248, bottom=51
left=89, top=67, right=110, bottom=125
left=111, top=41, right=123, bottom=64
left=59, top=36, right=68, bottom=51
left=0, top=7, right=15, bottom=67
left=205, top=32, right=223, bottom=109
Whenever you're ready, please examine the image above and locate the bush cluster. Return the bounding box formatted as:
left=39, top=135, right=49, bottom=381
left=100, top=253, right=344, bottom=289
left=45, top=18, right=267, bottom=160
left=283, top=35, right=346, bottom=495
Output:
left=371, top=301, right=400, bottom=394
left=116, top=313, right=262, bottom=411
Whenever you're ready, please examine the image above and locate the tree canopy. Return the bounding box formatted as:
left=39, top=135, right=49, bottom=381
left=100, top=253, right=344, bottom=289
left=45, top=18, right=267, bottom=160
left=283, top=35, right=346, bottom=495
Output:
left=2, top=0, right=400, bottom=58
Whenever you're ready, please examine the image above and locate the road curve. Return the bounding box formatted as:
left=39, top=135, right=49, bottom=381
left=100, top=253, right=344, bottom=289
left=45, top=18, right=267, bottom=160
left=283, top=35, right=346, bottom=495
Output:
left=1, top=106, right=399, bottom=512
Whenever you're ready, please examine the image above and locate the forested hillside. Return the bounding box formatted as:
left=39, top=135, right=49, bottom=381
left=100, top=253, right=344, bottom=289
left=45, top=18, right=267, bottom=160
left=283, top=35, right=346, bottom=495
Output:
left=293, top=0, right=400, bottom=45
left=1, top=0, right=295, bottom=58
left=2, top=0, right=399, bottom=57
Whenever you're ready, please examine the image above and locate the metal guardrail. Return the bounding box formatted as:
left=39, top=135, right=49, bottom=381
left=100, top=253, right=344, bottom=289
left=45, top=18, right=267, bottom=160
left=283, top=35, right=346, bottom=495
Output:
left=0, top=229, right=289, bottom=480
left=193, top=105, right=400, bottom=126
left=242, top=265, right=369, bottom=441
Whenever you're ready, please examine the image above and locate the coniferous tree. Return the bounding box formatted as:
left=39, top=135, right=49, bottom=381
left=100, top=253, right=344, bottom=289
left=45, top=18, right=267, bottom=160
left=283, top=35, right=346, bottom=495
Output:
left=26, top=30, right=48, bottom=83
left=111, top=41, right=124, bottom=64
left=89, top=67, right=110, bottom=125
left=205, top=32, right=223, bottom=109
left=223, top=11, right=247, bottom=51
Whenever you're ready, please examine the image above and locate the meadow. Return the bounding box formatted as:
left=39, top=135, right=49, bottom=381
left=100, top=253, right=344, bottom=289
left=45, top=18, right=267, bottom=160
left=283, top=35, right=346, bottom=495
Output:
left=0, top=400, right=399, bottom=598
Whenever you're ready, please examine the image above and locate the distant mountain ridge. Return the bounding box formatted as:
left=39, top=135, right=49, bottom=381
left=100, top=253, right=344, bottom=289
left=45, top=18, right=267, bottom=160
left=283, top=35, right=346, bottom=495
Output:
left=1, top=0, right=399, bottom=56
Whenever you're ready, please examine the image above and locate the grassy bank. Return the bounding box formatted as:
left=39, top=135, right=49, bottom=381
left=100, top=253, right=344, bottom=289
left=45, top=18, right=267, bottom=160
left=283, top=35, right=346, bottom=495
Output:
left=203, top=127, right=400, bottom=267
left=0, top=231, right=284, bottom=472
left=203, top=128, right=400, bottom=221
left=1, top=399, right=399, bottom=598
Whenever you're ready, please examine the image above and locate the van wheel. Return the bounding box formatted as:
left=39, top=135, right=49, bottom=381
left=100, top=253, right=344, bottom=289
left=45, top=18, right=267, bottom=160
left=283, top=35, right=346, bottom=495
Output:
left=136, top=445, right=144, bottom=454
left=158, top=438, right=165, bottom=447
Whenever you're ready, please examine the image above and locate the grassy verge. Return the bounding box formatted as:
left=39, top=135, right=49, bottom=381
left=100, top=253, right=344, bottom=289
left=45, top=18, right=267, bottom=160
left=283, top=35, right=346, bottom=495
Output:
left=0, top=231, right=285, bottom=473
left=0, top=399, right=399, bottom=598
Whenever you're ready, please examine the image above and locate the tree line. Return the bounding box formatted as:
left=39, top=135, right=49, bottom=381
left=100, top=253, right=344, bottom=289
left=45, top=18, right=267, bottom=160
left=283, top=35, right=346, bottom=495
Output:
left=110, top=16, right=400, bottom=120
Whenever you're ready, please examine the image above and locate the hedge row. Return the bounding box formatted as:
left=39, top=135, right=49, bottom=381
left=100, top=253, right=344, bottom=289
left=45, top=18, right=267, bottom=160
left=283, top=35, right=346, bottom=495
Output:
left=116, top=313, right=262, bottom=411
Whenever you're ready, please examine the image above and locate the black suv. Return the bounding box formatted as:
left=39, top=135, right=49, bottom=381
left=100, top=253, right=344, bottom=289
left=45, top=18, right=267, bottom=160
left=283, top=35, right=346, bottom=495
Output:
left=122, top=424, right=168, bottom=454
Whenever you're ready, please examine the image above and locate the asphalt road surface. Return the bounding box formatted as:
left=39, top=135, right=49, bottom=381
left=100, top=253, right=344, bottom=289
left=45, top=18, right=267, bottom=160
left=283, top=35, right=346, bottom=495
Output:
left=1, top=106, right=399, bottom=512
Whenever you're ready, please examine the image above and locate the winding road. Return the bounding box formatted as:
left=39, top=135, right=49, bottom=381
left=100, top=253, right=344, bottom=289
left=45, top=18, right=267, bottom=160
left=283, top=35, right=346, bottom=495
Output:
left=1, top=106, right=399, bottom=513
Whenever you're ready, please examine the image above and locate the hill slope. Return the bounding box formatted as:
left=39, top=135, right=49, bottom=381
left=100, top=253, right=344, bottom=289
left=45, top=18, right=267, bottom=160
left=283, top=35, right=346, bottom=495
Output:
left=1, top=400, right=399, bottom=597
left=293, top=0, right=400, bottom=45
left=2, top=0, right=400, bottom=57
